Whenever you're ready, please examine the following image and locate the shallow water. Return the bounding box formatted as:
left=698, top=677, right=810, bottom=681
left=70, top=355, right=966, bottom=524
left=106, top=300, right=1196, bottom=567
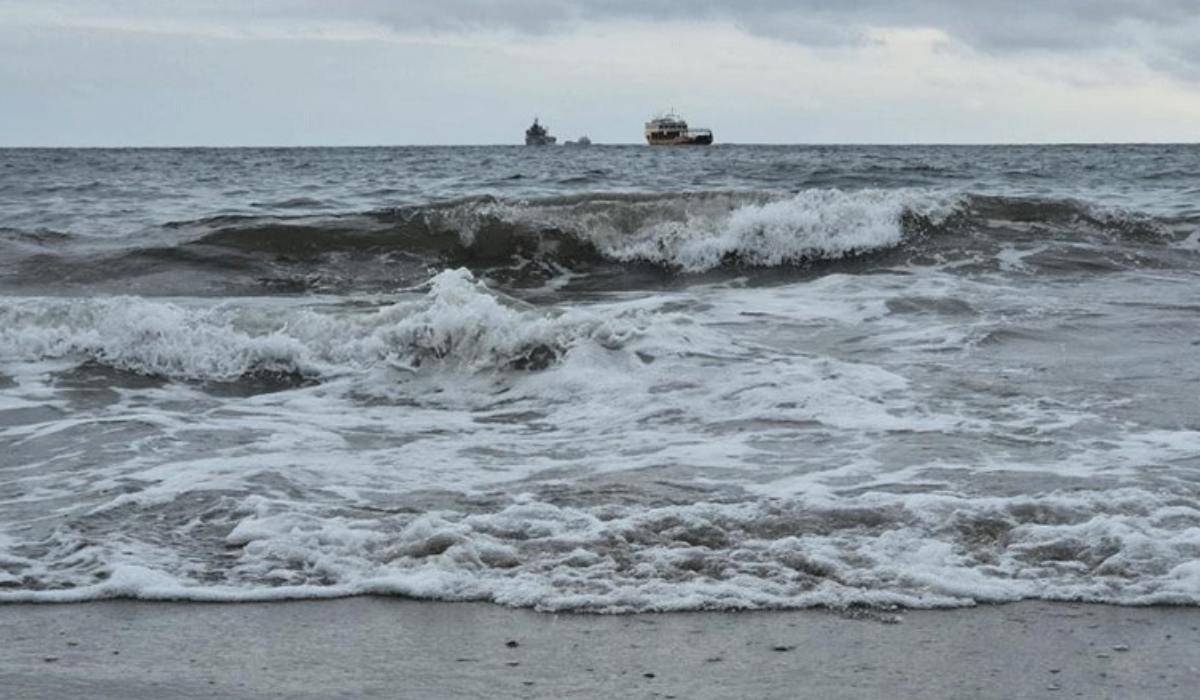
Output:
left=1, top=144, right=1199, bottom=610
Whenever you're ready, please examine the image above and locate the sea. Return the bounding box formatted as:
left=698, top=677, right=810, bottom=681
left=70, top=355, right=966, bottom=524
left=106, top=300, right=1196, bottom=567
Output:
left=1, top=144, right=1198, bottom=612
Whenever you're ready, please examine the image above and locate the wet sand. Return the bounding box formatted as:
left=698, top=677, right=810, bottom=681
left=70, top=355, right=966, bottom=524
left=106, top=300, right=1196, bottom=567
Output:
left=2, top=599, right=1198, bottom=699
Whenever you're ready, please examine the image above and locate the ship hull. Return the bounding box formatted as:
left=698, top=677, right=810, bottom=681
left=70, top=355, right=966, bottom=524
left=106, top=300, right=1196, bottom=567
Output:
left=645, top=132, right=713, bottom=146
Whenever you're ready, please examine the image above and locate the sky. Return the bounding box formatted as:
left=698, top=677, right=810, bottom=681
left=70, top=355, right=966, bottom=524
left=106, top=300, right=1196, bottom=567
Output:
left=1, top=1, right=1198, bottom=146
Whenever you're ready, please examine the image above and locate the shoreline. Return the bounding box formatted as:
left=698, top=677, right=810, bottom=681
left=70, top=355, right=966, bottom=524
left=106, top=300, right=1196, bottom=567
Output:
left=2, top=598, right=1198, bottom=699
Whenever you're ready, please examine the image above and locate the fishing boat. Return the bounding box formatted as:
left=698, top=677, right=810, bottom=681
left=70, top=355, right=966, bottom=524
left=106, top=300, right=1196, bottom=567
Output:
left=644, top=111, right=712, bottom=145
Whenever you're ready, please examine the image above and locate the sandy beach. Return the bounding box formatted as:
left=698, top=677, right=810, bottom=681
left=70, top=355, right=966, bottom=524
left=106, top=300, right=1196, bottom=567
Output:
left=2, top=599, right=1197, bottom=699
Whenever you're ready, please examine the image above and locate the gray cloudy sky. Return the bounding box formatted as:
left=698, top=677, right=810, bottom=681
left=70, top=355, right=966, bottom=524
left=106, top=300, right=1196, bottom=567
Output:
left=1, top=0, right=1198, bottom=145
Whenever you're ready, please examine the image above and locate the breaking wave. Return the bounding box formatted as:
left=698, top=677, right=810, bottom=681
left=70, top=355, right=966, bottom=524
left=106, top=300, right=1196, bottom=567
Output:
left=166, top=189, right=955, bottom=273
left=0, top=269, right=639, bottom=381
left=150, top=188, right=1190, bottom=288
left=153, top=189, right=1189, bottom=277
left=9, top=190, right=1190, bottom=295
left=436, top=189, right=956, bottom=272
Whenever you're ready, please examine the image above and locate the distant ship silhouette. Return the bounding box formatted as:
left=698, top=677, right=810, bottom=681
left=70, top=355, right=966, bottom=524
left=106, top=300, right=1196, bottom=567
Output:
left=524, top=117, right=556, bottom=146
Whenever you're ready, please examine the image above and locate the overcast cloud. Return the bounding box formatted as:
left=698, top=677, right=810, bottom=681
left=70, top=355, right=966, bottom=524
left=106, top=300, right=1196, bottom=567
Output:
left=10, top=0, right=1199, bottom=65
left=1, top=0, right=1198, bottom=144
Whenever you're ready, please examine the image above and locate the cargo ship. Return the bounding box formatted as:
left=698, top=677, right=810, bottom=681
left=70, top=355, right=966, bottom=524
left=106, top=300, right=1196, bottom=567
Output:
left=524, top=118, right=556, bottom=146
left=644, top=111, right=712, bottom=145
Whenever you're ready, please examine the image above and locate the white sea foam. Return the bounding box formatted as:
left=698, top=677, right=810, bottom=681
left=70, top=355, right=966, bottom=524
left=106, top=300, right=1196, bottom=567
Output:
left=0, top=268, right=637, bottom=381
left=4, top=487, right=1200, bottom=610
left=596, top=189, right=948, bottom=271
left=4, top=257, right=1200, bottom=613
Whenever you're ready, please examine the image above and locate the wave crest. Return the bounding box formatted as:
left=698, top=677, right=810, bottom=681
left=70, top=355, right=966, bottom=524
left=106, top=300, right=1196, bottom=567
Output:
left=375, top=268, right=633, bottom=371
left=31, top=190, right=1186, bottom=295
left=592, top=189, right=950, bottom=271
left=171, top=189, right=957, bottom=274
left=0, top=269, right=636, bottom=381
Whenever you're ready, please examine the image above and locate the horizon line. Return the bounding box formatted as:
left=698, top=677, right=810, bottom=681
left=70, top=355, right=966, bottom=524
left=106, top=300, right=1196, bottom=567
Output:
left=2, top=141, right=1197, bottom=149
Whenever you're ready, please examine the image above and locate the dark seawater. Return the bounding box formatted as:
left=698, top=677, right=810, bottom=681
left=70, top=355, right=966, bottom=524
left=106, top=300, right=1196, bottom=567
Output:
left=1, top=144, right=1199, bottom=611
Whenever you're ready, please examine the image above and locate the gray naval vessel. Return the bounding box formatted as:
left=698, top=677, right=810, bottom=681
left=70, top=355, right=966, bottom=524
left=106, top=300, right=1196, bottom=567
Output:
left=524, top=118, right=557, bottom=145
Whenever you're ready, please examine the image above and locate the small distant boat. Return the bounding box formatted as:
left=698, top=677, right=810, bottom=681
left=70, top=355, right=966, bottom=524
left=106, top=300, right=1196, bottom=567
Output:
left=525, top=118, right=557, bottom=146
left=564, top=136, right=592, bottom=147
left=644, top=111, right=712, bottom=146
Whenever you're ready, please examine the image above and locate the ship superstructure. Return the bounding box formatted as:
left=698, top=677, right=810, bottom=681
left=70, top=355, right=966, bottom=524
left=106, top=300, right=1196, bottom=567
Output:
left=525, top=118, right=557, bottom=146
